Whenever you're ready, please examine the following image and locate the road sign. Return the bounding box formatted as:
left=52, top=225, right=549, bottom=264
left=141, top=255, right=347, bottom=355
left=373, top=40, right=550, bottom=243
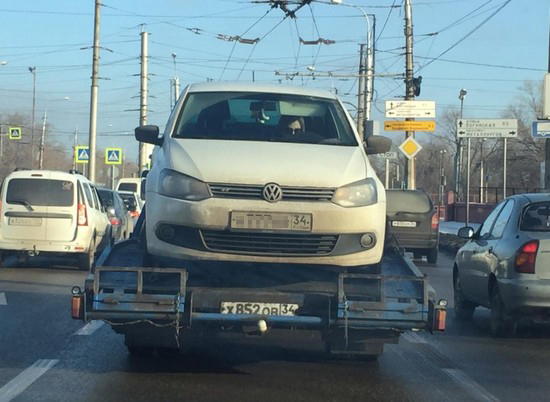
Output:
left=8, top=127, right=21, bottom=140
left=531, top=121, right=550, bottom=138
left=375, top=151, right=398, bottom=159
left=75, top=146, right=89, bottom=164
left=456, top=119, right=518, bottom=138
left=385, top=100, right=436, bottom=118
left=399, top=137, right=422, bottom=160
left=105, top=148, right=122, bottom=165
left=384, top=121, right=435, bottom=132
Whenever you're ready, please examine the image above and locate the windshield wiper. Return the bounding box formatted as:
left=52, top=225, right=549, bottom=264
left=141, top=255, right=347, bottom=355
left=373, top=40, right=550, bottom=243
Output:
left=10, top=199, right=34, bottom=212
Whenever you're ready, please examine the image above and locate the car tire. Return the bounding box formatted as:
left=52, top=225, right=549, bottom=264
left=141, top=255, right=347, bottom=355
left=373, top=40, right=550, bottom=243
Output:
left=427, top=247, right=438, bottom=264
left=453, top=274, right=475, bottom=320
left=490, top=285, right=517, bottom=337
left=78, top=238, right=95, bottom=272
left=413, top=252, right=422, bottom=260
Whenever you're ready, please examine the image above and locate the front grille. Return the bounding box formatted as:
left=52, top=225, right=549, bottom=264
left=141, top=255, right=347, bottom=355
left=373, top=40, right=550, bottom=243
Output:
left=201, top=230, right=339, bottom=256
left=208, top=183, right=335, bottom=202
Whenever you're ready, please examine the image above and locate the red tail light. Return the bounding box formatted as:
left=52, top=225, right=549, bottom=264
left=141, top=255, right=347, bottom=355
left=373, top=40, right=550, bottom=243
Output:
left=515, top=240, right=539, bottom=274
left=431, top=211, right=439, bottom=230
left=77, top=203, right=88, bottom=226
left=129, top=210, right=139, bottom=219
left=109, top=217, right=121, bottom=226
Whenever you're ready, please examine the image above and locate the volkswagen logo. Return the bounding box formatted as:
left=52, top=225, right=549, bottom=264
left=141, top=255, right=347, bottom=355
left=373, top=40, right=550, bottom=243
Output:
left=263, top=183, right=283, bottom=203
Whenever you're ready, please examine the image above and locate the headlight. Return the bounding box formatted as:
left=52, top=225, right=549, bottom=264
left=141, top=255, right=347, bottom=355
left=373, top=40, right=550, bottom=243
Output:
left=331, top=178, right=378, bottom=207
left=158, top=169, right=211, bottom=201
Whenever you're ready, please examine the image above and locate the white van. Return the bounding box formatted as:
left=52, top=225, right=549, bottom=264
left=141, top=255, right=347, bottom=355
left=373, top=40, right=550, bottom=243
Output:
left=116, top=178, right=145, bottom=204
left=0, top=170, right=111, bottom=270
left=135, top=82, right=391, bottom=268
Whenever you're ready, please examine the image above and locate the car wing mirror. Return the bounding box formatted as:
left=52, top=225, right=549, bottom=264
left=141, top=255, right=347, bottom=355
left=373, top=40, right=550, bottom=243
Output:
left=135, top=125, right=163, bottom=146
left=458, top=226, right=474, bottom=239
left=364, top=135, right=392, bottom=155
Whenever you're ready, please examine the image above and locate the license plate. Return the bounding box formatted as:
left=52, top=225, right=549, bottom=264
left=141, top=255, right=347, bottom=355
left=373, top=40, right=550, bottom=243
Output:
left=8, top=217, right=42, bottom=227
left=392, top=220, right=417, bottom=228
left=230, top=211, right=312, bottom=231
left=220, top=302, right=299, bottom=316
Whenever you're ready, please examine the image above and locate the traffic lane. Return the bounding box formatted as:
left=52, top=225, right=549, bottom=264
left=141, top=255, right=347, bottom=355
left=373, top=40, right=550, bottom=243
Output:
left=415, top=250, right=550, bottom=402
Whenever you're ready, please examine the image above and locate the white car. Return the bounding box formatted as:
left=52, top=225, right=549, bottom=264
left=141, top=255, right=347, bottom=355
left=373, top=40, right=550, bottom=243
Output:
left=118, top=190, right=143, bottom=222
left=135, top=82, right=390, bottom=268
left=0, top=170, right=111, bottom=270
left=116, top=177, right=145, bottom=204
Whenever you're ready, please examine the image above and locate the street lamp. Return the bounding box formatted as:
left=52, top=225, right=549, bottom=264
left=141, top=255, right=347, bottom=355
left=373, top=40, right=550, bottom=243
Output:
left=458, top=88, right=472, bottom=226
left=439, top=149, right=447, bottom=220
left=28, top=66, right=36, bottom=169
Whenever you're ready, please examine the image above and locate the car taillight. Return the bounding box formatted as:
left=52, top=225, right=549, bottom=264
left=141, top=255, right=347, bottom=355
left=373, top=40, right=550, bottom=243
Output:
left=515, top=240, right=539, bottom=274
left=109, top=217, right=121, bottom=226
left=77, top=203, right=88, bottom=226
left=431, top=211, right=439, bottom=230
left=129, top=210, right=139, bottom=219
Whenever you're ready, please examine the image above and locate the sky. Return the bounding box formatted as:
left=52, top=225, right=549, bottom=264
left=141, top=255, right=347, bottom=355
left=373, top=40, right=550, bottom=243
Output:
left=0, top=0, right=548, bottom=166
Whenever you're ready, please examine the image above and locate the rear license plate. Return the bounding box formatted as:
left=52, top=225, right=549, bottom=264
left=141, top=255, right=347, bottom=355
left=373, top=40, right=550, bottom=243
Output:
left=220, top=302, right=299, bottom=316
left=392, top=220, right=417, bottom=228
left=8, top=217, right=42, bottom=227
left=230, top=211, right=312, bottom=231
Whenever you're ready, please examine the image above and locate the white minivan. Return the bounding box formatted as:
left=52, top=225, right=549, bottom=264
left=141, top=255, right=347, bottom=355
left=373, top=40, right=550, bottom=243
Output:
left=0, top=170, right=111, bottom=270
left=135, top=82, right=391, bottom=268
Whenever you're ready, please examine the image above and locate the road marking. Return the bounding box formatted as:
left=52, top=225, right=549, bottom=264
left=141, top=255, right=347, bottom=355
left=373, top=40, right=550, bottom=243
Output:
left=0, top=293, right=6, bottom=305
left=0, top=359, right=58, bottom=402
left=443, top=368, right=499, bottom=402
left=402, top=332, right=427, bottom=344
left=74, top=320, right=104, bottom=335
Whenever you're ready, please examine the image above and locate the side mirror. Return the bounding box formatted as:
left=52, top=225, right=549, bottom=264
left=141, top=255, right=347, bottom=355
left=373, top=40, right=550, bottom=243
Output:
left=365, top=136, right=392, bottom=155
left=458, top=226, right=475, bottom=239
left=135, top=125, right=163, bottom=146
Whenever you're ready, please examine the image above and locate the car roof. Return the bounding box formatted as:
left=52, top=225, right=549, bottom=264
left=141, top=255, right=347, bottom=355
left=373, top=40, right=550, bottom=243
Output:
left=185, top=82, right=338, bottom=100
left=6, top=169, right=88, bottom=181
left=508, top=193, right=550, bottom=203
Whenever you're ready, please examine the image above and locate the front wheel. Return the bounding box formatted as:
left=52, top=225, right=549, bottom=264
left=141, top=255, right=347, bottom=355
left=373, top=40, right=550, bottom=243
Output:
left=490, top=285, right=517, bottom=337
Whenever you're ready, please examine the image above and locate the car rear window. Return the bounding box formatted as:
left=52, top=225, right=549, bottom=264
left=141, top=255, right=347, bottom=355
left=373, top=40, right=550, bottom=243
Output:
left=386, top=190, right=432, bottom=214
left=6, top=178, right=74, bottom=207
left=521, top=202, right=550, bottom=232
left=97, top=189, right=114, bottom=207
left=119, top=193, right=136, bottom=203
left=119, top=183, right=138, bottom=192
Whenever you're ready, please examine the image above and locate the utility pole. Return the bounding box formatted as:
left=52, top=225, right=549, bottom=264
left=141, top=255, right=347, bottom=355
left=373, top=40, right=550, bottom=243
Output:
left=171, top=53, right=180, bottom=109
left=404, top=0, right=415, bottom=190
left=29, top=66, right=36, bottom=168
left=357, top=44, right=366, bottom=135
left=365, top=15, right=376, bottom=121
left=38, top=111, right=47, bottom=169
left=72, top=127, right=78, bottom=171
left=545, top=25, right=550, bottom=190
left=88, top=0, right=101, bottom=182
left=138, top=30, right=149, bottom=175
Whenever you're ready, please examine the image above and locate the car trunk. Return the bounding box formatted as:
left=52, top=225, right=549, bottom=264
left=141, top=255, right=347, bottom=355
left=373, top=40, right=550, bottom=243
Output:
left=535, top=239, right=550, bottom=280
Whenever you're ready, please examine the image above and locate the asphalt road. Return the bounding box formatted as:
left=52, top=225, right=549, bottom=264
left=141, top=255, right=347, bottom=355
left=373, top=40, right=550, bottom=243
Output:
left=2, top=252, right=550, bottom=402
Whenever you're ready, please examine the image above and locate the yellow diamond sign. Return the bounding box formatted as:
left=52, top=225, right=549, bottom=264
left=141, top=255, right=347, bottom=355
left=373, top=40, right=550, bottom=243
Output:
left=399, top=137, right=422, bottom=159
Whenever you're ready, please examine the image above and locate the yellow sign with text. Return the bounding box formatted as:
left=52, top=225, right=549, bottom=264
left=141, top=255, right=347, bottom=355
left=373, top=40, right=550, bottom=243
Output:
left=384, top=121, right=435, bottom=132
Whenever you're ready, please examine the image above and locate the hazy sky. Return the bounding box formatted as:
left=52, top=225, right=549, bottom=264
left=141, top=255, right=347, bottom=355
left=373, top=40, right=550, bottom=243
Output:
left=0, top=0, right=547, bottom=165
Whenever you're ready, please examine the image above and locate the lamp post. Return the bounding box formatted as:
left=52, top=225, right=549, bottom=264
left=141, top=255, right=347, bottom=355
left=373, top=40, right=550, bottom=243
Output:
left=29, top=66, right=36, bottom=168
left=439, top=149, right=447, bottom=220
left=458, top=88, right=470, bottom=226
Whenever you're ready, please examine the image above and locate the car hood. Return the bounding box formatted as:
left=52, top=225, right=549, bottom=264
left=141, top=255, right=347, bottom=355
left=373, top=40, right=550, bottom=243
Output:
left=166, top=139, right=369, bottom=187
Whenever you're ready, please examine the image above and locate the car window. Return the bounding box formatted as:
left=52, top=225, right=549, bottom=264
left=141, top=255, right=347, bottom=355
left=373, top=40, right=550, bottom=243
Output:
left=6, top=178, right=74, bottom=207
left=91, top=187, right=101, bottom=210
left=119, top=183, right=138, bottom=192
left=386, top=190, right=432, bottom=214
left=490, top=199, right=515, bottom=238
left=82, top=183, right=94, bottom=208
left=479, top=201, right=507, bottom=239
left=521, top=202, right=550, bottom=232
left=97, top=189, right=114, bottom=207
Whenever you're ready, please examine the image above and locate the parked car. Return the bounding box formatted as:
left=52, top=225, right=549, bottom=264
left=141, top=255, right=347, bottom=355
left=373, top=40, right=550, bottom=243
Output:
left=118, top=190, right=142, bottom=221
left=0, top=170, right=111, bottom=270
left=97, top=188, right=134, bottom=242
left=386, top=189, right=439, bottom=263
left=116, top=177, right=145, bottom=203
left=453, top=193, right=550, bottom=336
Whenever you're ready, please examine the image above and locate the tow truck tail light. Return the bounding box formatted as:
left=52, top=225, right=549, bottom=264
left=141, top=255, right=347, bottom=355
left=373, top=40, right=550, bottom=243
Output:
left=515, top=240, right=539, bottom=274
left=434, top=308, right=446, bottom=331
left=431, top=211, right=439, bottom=230
left=71, top=287, right=84, bottom=320
left=129, top=210, right=139, bottom=219
left=77, top=203, right=88, bottom=226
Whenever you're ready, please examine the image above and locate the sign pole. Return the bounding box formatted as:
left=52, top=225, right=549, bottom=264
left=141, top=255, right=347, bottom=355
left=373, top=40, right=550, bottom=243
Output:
left=466, top=138, right=471, bottom=227
left=385, top=158, right=390, bottom=189
left=111, top=165, right=115, bottom=190
left=503, top=138, right=507, bottom=199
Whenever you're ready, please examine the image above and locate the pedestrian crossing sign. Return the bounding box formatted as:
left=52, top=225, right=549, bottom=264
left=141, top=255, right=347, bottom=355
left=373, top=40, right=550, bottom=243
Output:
left=75, top=146, right=89, bottom=164
left=105, top=147, right=122, bottom=165
left=8, top=127, right=22, bottom=140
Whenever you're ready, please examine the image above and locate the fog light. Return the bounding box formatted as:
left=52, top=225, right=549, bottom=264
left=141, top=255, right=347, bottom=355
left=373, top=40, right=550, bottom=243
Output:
left=360, top=233, right=376, bottom=248
left=157, top=224, right=176, bottom=241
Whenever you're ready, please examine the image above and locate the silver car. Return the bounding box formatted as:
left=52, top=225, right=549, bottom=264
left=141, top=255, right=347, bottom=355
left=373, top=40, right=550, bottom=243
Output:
left=453, top=193, right=550, bottom=336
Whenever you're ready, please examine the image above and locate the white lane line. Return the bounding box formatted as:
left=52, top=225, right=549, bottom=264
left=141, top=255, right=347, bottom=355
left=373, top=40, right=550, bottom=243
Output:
left=402, top=332, right=427, bottom=344
left=0, top=359, right=58, bottom=402
left=74, top=320, right=104, bottom=336
left=443, top=368, right=500, bottom=402
left=0, top=293, right=6, bottom=306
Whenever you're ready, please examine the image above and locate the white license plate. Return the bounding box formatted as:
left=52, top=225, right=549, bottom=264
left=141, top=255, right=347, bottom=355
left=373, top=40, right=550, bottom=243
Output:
left=230, top=211, right=312, bottom=231
left=8, top=217, right=42, bottom=227
left=392, top=220, right=417, bottom=228
left=220, top=302, right=299, bottom=316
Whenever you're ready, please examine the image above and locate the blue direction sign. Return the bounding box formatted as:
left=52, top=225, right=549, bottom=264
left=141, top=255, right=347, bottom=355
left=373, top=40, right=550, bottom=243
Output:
left=532, top=121, right=550, bottom=138
left=105, top=147, right=122, bottom=165
left=75, top=146, right=89, bottom=164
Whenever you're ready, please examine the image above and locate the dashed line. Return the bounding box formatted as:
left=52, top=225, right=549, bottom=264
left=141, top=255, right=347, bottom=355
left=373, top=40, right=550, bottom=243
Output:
left=0, top=293, right=6, bottom=306
left=74, top=320, right=104, bottom=336
left=0, top=359, right=58, bottom=402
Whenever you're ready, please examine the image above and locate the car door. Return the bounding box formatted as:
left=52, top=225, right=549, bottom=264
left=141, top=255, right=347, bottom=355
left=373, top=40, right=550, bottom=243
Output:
left=458, top=201, right=506, bottom=304
left=468, top=200, right=515, bottom=305
left=45, top=177, right=78, bottom=242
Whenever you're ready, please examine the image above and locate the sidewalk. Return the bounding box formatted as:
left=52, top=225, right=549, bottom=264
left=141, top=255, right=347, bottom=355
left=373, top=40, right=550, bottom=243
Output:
left=439, top=221, right=480, bottom=235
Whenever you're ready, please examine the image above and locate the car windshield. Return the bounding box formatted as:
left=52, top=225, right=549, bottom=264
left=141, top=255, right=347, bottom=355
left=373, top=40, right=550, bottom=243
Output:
left=386, top=190, right=432, bottom=214
left=520, top=202, right=550, bottom=232
left=6, top=178, right=74, bottom=207
left=173, top=92, right=357, bottom=146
